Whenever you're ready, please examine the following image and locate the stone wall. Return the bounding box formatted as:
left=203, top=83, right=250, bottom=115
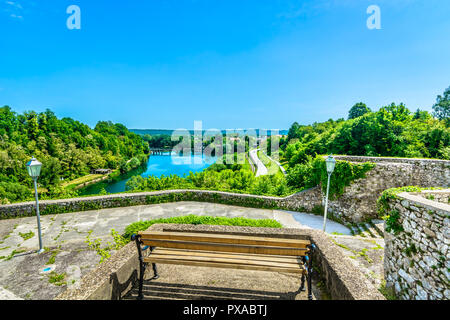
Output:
left=326, top=156, right=450, bottom=222
left=0, top=188, right=322, bottom=220
left=383, top=189, right=450, bottom=300
left=410, top=190, right=450, bottom=205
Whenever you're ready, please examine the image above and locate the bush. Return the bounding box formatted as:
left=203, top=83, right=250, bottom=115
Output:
left=309, top=156, right=375, bottom=199
left=126, top=168, right=294, bottom=197
left=286, top=162, right=314, bottom=189
left=0, top=182, right=32, bottom=203
left=122, top=214, right=283, bottom=241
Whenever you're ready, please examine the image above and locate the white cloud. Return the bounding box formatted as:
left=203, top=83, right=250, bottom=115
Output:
left=10, top=13, right=22, bottom=19
left=5, top=1, right=22, bottom=9
left=3, top=0, right=24, bottom=20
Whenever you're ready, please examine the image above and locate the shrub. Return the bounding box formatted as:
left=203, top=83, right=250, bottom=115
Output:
left=0, top=182, right=32, bottom=203
left=309, top=156, right=375, bottom=199
left=122, top=214, right=283, bottom=241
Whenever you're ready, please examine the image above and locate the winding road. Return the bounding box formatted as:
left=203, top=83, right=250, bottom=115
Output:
left=248, top=149, right=268, bottom=177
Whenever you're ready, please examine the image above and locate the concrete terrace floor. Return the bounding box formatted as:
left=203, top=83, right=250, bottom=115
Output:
left=0, top=201, right=385, bottom=300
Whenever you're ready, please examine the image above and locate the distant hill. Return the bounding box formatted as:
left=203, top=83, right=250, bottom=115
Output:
left=130, top=129, right=288, bottom=136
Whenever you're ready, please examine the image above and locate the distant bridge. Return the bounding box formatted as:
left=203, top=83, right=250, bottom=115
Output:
left=149, top=146, right=207, bottom=155
left=149, top=148, right=173, bottom=155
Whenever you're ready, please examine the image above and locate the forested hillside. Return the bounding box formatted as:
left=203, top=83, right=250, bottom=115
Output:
left=279, top=89, right=450, bottom=190
left=280, top=103, right=449, bottom=168
left=0, top=106, right=149, bottom=203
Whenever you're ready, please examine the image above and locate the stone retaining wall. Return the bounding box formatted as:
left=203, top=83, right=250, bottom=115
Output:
left=326, top=156, right=450, bottom=222
left=383, top=189, right=450, bottom=300
left=0, top=188, right=322, bottom=220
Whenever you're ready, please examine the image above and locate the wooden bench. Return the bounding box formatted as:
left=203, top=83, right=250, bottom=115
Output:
left=131, top=231, right=316, bottom=300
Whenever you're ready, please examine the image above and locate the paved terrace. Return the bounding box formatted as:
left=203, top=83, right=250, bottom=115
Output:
left=0, top=202, right=385, bottom=300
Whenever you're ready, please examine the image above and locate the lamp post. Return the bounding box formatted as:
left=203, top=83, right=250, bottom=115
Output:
left=322, top=154, right=336, bottom=232
left=26, top=157, right=44, bottom=253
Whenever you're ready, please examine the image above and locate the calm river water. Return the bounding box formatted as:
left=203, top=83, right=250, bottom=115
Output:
left=79, top=154, right=217, bottom=195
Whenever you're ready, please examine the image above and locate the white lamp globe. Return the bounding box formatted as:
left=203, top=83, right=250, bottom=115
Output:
left=325, top=154, right=336, bottom=175
left=26, top=157, right=42, bottom=178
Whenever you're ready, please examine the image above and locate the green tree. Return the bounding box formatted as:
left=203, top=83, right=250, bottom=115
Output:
left=348, top=102, right=371, bottom=119
left=432, top=86, right=450, bottom=123
left=0, top=106, right=149, bottom=202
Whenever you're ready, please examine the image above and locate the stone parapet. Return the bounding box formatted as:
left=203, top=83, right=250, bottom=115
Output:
left=326, top=156, right=450, bottom=222
left=383, top=189, right=450, bottom=300
left=0, top=188, right=322, bottom=220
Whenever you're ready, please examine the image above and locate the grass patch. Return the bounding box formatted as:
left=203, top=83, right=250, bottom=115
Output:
left=61, top=174, right=105, bottom=189
left=48, top=271, right=67, bottom=286
left=85, top=229, right=129, bottom=264
left=378, top=280, right=398, bottom=300
left=19, top=231, right=35, bottom=240
left=46, top=246, right=61, bottom=265
left=258, top=151, right=281, bottom=175
left=1, top=249, right=26, bottom=261
left=122, top=214, right=283, bottom=241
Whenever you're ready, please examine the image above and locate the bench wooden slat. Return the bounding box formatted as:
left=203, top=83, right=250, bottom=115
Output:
left=142, top=239, right=308, bottom=256
left=138, top=231, right=310, bottom=249
left=146, top=252, right=302, bottom=269
left=153, top=248, right=304, bottom=264
left=144, top=256, right=306, bottom=274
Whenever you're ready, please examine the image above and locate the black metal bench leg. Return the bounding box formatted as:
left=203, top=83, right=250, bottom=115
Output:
left=300, top=274, right=306, bottom=291
left=132, top=234, right=146, bottom=300
left=138, top=263, right=145, bottom=300
left=149, top=246, right=159, bottom=279
left=306, top=244, right=316, bottom=300
left=152, top=263, right=159, bottom=279
left=307, top=272, right=312, bottom=300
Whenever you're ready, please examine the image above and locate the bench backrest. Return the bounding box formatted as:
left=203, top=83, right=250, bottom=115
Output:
left=138, top=231, right=311, bottom=256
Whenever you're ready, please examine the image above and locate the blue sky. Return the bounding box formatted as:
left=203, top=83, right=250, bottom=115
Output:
left=1, top=0, right=449, bottom=130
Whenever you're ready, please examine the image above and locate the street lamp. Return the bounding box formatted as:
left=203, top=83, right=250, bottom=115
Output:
left=26, top=157, right=44, bottom=253
left=322, top=154, right=336, bottom=232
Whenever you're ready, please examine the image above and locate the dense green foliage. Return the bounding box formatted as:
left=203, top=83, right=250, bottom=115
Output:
left=126, top=162, right=291, bottom=197
left=122, top=214, right=283, bottom=240
left=280, top=102, right=449, bottom=166
left=142, top=134, right=179, bottom=150
left=0, top=106, right=149, bottom=203
left=286, top=155, right=375, bottom=199
left=280, top=95, right=449, bottom=201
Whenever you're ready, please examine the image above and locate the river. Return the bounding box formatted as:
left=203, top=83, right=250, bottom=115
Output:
left=79, top=153, right=217, bottom=195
